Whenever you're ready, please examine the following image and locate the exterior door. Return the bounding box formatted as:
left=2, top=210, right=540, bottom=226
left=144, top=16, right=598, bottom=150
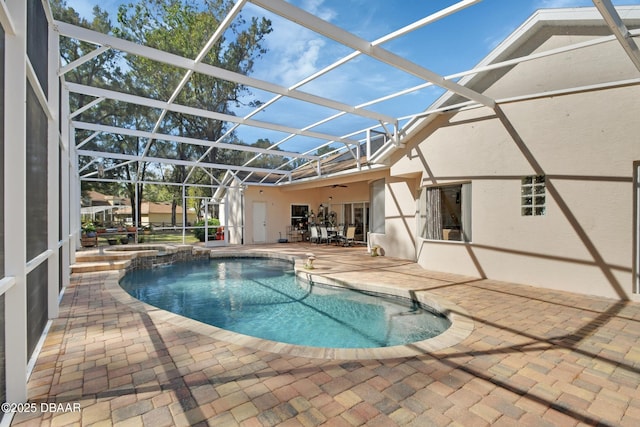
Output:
left=252, top=201, right=266, bottom=243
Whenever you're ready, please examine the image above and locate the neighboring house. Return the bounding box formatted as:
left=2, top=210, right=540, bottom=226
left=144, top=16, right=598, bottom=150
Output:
left=365, top=7, right=640, bottom=300
left=115, top=201, right=198, bottom=227
left=81, top=190, right=112, bottom=207
left=80, top=190, right=127, bottom=224
left=81, top=191, right=197, bottom=227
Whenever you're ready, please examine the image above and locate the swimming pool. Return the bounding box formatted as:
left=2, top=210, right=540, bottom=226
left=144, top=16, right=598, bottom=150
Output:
left=119, top=257, right=451, bottom=348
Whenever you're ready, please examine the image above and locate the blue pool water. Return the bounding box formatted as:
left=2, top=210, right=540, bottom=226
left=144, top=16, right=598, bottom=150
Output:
left=119, top=258, right=450, bottom=348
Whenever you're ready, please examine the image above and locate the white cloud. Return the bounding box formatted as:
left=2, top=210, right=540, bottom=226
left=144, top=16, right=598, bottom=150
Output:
left=65, top=0, right=97, bottom=19
left=253, top=0, right=342, bottom=87
left=300, top=0, right=337, bottom=22
left=256, top=15, right=327, bottom=86
left=65, top=0, right=126, bottom=22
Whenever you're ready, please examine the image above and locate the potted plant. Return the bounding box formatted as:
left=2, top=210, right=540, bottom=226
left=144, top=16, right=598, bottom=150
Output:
left=328, top=211, right=337, bottom=228
left=82, top=221, right=97, bottom=236
left=143, top=224, right=153, bottom=235
left=81, top=222, right=98, bottom=247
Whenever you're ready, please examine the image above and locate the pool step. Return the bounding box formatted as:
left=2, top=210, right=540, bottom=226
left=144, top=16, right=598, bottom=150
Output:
left=75, top=251, right=133, bottom=263
left=71, top=259, right=132, bottom=274
left=72, top=250, right=135, bottom=274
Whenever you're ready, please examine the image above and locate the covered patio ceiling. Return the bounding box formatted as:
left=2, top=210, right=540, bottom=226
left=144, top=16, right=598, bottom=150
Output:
left=56, top=0, right=640, bottom=189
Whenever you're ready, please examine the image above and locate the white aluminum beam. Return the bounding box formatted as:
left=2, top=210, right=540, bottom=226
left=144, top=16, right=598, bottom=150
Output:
left=69, top=96, right=105, bottom=119
left=400, top=77, right=640, bottom=139
left=237, top=0, right=482, bottom=152
left=58, top=45, right=110, bottom=76
left=139, top=0, right=249, bottom=172
left=77, top=149, right=292, bottom=176
left=72, top=121, right=319, bottom=160
left=81, top=176, right=232, bottom=189
left=358, top=29, right=636, bottom=113
left=26, top=61, right=54, bottom=120
left=250, top=0, right=496, bottom=109
left=5, top=0, right=27, bottom=405
left=593, top=0, right=640, bottom=71
left=54, top=20, right=396, bottom=125
left=66, top=82, right=360, bottom=146
left=0, top=0, right=15, bottom=35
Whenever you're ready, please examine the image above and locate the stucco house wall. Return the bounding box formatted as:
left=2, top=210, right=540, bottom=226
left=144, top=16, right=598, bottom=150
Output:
left=242, top=174, right=382, bottom=245
left=369, top=176, right=420, bottom=260
left=385, top=16, right=640, bottom=300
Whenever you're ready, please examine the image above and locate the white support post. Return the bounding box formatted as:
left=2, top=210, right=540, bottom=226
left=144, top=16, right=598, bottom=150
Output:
left=60, top=87, right=71, bottom=287
left=70, top=121, right=80, bottom=262
left=204, top=201, right=209, bottom=242
left=182, top=184, right=186, bottom=244
left=134, top=176, right=139, bottom=242
left=366, top=128, right=371, bottom=159
left=4, top=0, right=28, bottom=404
left=47, top=17, right=60, bottom=317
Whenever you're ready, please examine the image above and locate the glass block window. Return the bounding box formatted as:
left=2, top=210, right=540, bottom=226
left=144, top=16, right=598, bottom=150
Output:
left=521, top=176, right=546, bottom=216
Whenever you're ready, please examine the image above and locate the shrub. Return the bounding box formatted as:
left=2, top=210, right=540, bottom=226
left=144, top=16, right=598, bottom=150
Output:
left=193, top=218, right=220, bottom=242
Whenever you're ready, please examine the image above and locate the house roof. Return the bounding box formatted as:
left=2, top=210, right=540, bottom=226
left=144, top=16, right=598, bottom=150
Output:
left=58, top=2, right=640, bottom=191
left=115, top=201, right=193, bottom=216
left=83, top=190, right=194, bottom=216
left=396, top=6, right=640, bottom=153
left=83, top=190, right=111, bottom=206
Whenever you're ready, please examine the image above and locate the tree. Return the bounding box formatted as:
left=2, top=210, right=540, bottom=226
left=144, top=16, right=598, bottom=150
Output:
left=51, top=0, right=127, bottom=200
left=244, top=138, right=291, bottom=170
left=316, top=145, right=335, bottom=156
left=55, top=0, right=273, bottom=226
left=115, top=0, right=272, bottom=224
left=115, top=0, right=272, bottom=167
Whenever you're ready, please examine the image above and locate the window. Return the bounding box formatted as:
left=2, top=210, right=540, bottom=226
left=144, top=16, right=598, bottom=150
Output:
left=521, top=175, right=546, bottom=216
left=421, top=183, right=471, bottom=242
left=291, top=204, right=309, bottom=227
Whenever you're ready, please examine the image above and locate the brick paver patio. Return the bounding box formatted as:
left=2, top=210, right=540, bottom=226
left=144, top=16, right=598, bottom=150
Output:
left=10, top=244, right=640, bottom=426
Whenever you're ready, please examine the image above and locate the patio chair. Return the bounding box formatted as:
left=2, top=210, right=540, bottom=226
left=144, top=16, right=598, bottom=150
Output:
left=339, top=226, right=356, bottom=246
left=332, top=224, right=345, bottom=245
left=319, top=226, right=330, bottom=244
left=309, top=225, right=320, bottom=243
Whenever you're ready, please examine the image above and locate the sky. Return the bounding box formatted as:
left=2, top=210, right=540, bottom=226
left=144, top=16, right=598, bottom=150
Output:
left=60, top=0, right=640, bottom=152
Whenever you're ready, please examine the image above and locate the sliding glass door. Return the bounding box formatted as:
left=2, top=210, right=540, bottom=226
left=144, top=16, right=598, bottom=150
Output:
left=331, top=202, right=369, bottom=242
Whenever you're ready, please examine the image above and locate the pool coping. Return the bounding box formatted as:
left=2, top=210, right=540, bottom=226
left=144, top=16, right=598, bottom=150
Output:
left=105, top=250, right=474, bottom=360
